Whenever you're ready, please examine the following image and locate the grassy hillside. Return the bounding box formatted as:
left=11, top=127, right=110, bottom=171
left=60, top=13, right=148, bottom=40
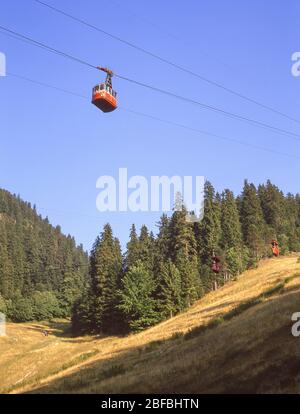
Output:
left=1, top=255, right=300, bottom=394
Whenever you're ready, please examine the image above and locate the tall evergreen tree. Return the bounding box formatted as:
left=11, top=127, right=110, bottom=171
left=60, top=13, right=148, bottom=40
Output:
left=138, top=225, right=154, bottom=272
left=239, top=181, right=266, bottom=260
left=200, top=182, right=222, bottom=264
left=125, top=224, right=140, bottom=271
left=89, top=224, right=123, bottom=333
left=196, top=182, right=222, bottom=290
left=258, top=180, right=291, bottom=253
left=169, top=206, right=200, bottom=307
left=158, top=259, right=182, bottom=318
left=221, top=189, right=246, bottom=276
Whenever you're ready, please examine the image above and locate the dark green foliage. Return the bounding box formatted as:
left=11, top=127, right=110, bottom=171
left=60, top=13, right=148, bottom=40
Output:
left=31, top=291, right=61, bottom=321
left=169, top=206, right=201, bottom=307
left=118, top=261, right=159, bottom=331
left=199, top=182, right=222, bottom=265
left=89, top=224, right=123, bottom=334
left=8, top=295, right=34, bottom=322
left=221, top=190, right=243, bottom=250
left=125, top=224, right=140, bottom=271
left=158, top=259, right=182, bottom=318
left=0, top=189, right=89, bottom=322
left=221, top=190, right=246, bottom=277
left=71, top=290, right=94, bottom=335
left=239, top=181, right=266, bottom=260
left=258, top=181, right=299, bottom=254
left=73, top=180, right=300, bottom=336
left=0, top=179, right=292, bottom=335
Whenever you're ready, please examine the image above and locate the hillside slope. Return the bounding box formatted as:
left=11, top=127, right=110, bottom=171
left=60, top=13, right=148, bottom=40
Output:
left=1, top=255, right=300, bottom=394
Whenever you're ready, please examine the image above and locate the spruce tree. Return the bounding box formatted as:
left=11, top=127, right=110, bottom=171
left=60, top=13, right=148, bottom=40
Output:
left=125, top=224, right=140, bottom=271
left=89, top=224, right=123, bottom=334
left=169, top=206, right=200, bottom=307
left=258, top=181, right=290, bottom=254
left=200, top=182, right=222, bottom=264
left=197, top=182, right=222, bottom=290
left=221, top=189, right=245, bottom=276
left=138, top=225, right=154, bottom=272
left=239, top=181, right=266, bottom=260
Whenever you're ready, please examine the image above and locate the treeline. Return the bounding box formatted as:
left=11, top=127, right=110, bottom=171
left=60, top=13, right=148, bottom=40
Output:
left=0, top=189, right=89, bottom=321
left=72, top=180, right=300, bottom=335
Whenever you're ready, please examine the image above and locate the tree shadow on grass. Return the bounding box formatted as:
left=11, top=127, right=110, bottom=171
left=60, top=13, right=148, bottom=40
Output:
left=21, top=320, right=72, bottom=339
left=189, top=301, right=236, bottom=316
left=19, top=281, right=300, bottom=395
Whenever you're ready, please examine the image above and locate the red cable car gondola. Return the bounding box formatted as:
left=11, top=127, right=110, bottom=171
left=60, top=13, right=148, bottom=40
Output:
left=212, top=254, right=221, bottom=274
left=92, top=67, right=117, bottom=113
left=271, top=240, right=280, bottom=257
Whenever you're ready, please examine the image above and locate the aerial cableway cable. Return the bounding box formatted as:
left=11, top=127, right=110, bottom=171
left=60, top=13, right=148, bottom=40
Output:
left=6, top=72, right=300, bottom=160
left=1, top=24, right=300, bottom=141
left=33, top=0, right=300, bottom=126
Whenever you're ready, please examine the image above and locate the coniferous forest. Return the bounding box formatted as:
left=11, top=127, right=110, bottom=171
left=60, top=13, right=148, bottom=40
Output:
left=71, top=179, right=300, bottom=335
left=1, top=180, right=300, bottom=333
left=0, top=189, right=89, bottom=322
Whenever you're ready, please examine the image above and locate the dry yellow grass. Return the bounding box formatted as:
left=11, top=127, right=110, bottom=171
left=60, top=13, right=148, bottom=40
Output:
left=1, top=255, right=300, bottom=394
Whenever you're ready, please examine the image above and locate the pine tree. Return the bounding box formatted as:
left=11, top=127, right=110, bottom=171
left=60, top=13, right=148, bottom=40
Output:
left=89, top=224, right=123, bottom=334
left=258, top=181, right=290, bottom=254
left=158, top=259, right=182, bottom=319
left=125, top=224, right=140, bottom=271
left=239, top=181, right=266, bottom=261
left=285, top=193, right=300, bottom=251
left=221, top=189, right=245, bottom=277
left=197, top=181, right=222, bottom=290
left=138, top=225, right=154, bottom=272
left=200, top=182, right=222, bottom=264
left=169, top=206, right=200, bottom=307
left=71, top=289, right=94, bottom=335
left=155, top=214, right=171, bottom=261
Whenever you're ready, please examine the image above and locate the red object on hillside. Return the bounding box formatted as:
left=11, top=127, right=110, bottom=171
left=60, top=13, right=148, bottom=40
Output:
left=271, top=240, right=280, bottom=257
left=212, top=255, right=221, bottom=274
left=92, top=67, right=117, bottom=113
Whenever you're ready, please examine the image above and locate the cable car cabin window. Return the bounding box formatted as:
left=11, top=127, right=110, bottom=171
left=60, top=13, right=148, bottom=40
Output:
left=100, top=84, right=104, bottom=91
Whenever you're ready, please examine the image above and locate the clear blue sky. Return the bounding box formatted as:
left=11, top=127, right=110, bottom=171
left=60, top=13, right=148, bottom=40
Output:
left=0, top=0, right=299, bottom=251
